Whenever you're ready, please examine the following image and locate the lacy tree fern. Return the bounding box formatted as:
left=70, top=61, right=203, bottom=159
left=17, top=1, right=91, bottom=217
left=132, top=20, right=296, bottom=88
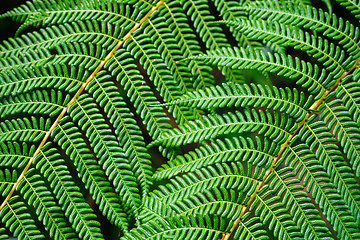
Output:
left=0, top=0, right=360, bottom=239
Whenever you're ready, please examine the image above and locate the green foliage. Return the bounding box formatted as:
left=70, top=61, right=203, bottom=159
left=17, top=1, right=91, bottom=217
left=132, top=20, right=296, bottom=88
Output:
left=0, top=0, right=360, bottom=239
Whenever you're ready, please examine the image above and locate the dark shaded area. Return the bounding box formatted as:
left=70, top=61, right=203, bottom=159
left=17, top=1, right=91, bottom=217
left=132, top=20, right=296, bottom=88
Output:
left=0, top=0, right=27, bottom=40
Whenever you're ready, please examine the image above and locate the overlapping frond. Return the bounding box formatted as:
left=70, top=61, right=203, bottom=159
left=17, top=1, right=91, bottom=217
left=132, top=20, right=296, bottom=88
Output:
left=18, top=169, right=76, bottom=239
left=123, top=214, right=226, bottom=240
left=235, top=1, right=360, bottom=60
left=225, top=19, right=352, bottom=74
left=68, top=95, right=142, bottom=214
left=164, top=82, right=311, bottom=122
left=52, top=117, right=129, bottom=232
left=0, top=0, right=360, bottom=239
left=0, top=196, right=45, bottom=240
left=154, top=136, right=277, bottom=180
left=153, top=109, right=296, bottom=148
left=192, top=47, right=330, bottom=99
left=34, top=144, right=103, bottom=239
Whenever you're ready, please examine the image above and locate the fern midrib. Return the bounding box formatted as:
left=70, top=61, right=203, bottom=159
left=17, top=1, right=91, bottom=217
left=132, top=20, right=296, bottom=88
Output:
left=0, top=0, right=165, bottom=213
left=222, top=57, right=360, bottom=240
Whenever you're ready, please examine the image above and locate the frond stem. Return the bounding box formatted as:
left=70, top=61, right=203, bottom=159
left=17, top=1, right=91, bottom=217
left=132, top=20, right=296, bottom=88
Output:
left=222, top=56, right=360, bottom=240
left=0, top=0, right=165, bottom=212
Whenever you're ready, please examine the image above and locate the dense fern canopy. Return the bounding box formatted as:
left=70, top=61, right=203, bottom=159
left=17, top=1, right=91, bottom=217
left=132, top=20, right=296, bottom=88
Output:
left=0, top=0, right=360, bottom=239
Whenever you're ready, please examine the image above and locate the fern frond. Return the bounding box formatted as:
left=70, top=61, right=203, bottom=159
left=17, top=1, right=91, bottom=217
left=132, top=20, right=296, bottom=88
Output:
left=164, top=82, right=311, bottom=122
left=0, top=142, right=34, bottom=169
left=122, top=214, right=226, bottom=240
left=145, top=15, right=193, bottom=93
left=0, top=196, right=45, bottom=240
left=0, top=21, right=121, bottom=58
left=0, top=65, right=83, bottom=98
left=335, top=0, right=360, bottom=19
left=0, top=117, right=51, bottom=143
left=105, top=49, right=171, bottom=139
left=152, top=162, right=261, bottom=205
left=159, top=1, right=215, bottom=90
left=192, top=47, right=329, bottom=99
left=319, top=98, right=360, bottom=177
left=35, top=144, right=103, bottom=239
left=298, top=118, right=360, bottom=225
left=249, top=192, right=304, bottom=240
left=337, top=68, right=360, bottom=127
left=226, top=19, right=352, bottom=74
left=152, top=109, right=296, bottom=148
left=125, top=33, right=195, bottom=124
left=282, top=139, right=360, bottom=239
left=237, top=1, right=360, bottom=60
left=139, top=196, right=176, bottom=223
left=18, top=169, right=76, bottom=240
left=263, top=164, right=334, bottom=239
left=180, top=0, right=244, bottom=83
left=171, top=187, right=245, bottom=221
left=86, top=72, right=153, bottom=197
left=52, top=117, right=129, bottom=232
left=154, top=136, right=277, bottom=180
left=68, top=95, right=142, bottom=214
left=0, top=89, right=69, bottom=118
left=233, top=215, right=270, bottom=240
left=0, top=169, right=18, bottom=197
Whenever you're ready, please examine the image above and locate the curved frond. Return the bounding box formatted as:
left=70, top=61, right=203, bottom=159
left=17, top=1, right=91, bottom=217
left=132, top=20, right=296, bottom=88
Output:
left=164, top=82, right=312, bottom=122
left=192, top=47, right=330, bottom=99
left=152, top=109, right=296, bottom=148
left=155, top=136, right=277, bottom=180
